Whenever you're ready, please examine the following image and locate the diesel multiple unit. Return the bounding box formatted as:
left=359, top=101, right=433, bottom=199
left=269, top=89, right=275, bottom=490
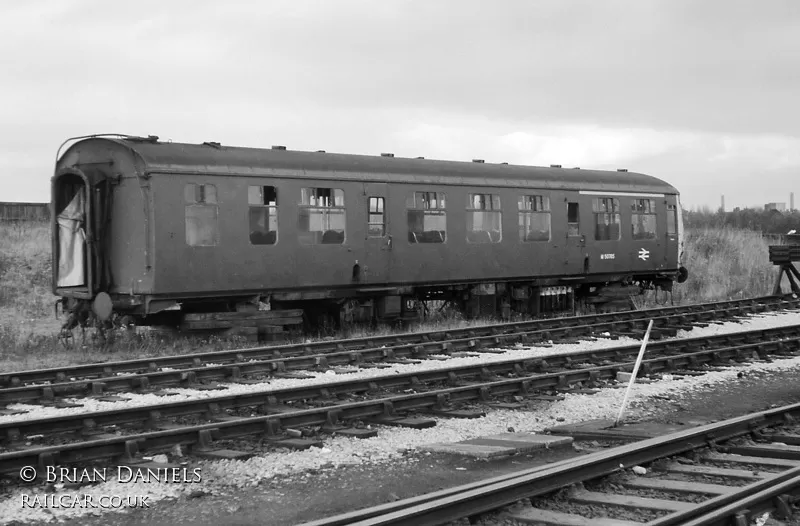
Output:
left=52, top=134, right=688, bottom=332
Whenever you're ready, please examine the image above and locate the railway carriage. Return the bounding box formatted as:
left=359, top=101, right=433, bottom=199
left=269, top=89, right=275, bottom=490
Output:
left=52, top=134, right=687, bottom=334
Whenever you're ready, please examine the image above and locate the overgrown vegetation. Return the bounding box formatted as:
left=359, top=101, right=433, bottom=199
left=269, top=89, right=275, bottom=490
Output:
left=684, top=206, right=800, bottom=236
left=0, top=222, right=52, bottom=316
left=0, top=220, right=791, bottom=370
left=672, top=227, right=782, bottom=303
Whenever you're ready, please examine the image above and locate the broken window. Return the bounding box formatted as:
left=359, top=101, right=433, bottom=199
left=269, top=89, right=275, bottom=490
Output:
left=298, top=188, right=346, bottom=244
left=567, top=202, right=580, bottom=237
left=248, top=185, right=278, bottom=245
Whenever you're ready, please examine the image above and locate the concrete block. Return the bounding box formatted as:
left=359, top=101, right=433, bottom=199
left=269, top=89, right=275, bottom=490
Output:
left=418, top=442, right=518, bottom=458
left=463, top=433, right=573, bottom=450
left=419, top=433, right=573, bottom=458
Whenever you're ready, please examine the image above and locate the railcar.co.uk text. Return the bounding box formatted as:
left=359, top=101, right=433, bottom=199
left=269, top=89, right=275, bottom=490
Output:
left=17, top=465, right=204, bottom=509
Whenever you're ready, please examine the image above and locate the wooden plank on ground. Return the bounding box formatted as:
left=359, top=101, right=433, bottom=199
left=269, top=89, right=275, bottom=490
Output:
left=726, top=444, right=800, bottom=461
left=703, top=451, right=800, bottom=468
left=767, top=434, right=800, bottom=446
left=182, top=318, right=302, bottom=330
left=662, top=462, right=765, bottom=479
left=572, top=489, right=692, bottom=512
left=507, top=507, right=640, bottom=525
left=183, top=309, right=303, bottom=322
left=621, top=477, right=733, bottom=495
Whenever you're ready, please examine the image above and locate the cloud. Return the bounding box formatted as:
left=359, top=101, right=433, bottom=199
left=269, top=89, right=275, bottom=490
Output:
left=1, top=0, right=799, bottom=208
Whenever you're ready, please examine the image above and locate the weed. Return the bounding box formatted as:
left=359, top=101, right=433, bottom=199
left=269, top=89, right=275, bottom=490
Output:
left=0, top=222, right=790, bottom=371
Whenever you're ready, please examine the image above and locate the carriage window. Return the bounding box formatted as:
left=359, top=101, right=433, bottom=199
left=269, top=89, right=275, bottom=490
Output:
left=466, top=194, right=502, bottom=243
left=368, top=197, right=385, bottom=237
left=567, top=202, right=580, bottom=236
left=518, top=195, right=550, bottom=242
left=185, top=183, right=218, bottom=246
left=667, top=204, right=677, bottom=236
left=631, top=198, right=657, bottom=240
left=407, top=191, right=446, bottom=243
left=592, top=198, right=621, bottom=241
left=298, top=188, right=346, bottom=244
left=248, top=185, right=278, bottom=245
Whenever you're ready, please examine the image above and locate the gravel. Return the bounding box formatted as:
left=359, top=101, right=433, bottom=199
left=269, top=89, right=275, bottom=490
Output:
left=2, top=310, right=798, bottom=426
left=1, top=309, right=799, bottom=524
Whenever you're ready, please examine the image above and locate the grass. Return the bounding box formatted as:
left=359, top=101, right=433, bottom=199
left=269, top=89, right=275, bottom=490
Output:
left=676, top=228, right=785, bottom=302
left=0, top=222, right=791, bottom=372
left=0, top=222, right=52, bottom=317
left=635, top=227, right=789, bottom=308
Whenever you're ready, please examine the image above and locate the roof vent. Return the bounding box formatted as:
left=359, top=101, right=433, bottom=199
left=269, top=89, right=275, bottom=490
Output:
left=316, top=150, right=326, bottom=153
left=381, top=153, right=394, bottom=157
left=472, top=159, right=485, bottom=163
left=550, top=164, right=562, bottom=168
left=203, top=141, right=221, bottom=148
left=128, top=135, right=160, bottom=143
left=271, top=145, right=286, bottom=150
left=617, top=168, right=628, bottom=172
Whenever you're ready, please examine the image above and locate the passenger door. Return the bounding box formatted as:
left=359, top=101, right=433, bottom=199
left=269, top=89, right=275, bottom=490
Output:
left=664, top=201, right=680, bottom=269
left=361, top=183, right=392, bottom=284
left=563, top=200, right=587, bottom=276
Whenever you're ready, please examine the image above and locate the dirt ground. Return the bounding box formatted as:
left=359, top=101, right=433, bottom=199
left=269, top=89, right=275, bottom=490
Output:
left=10, top=366, right=800, bottom=526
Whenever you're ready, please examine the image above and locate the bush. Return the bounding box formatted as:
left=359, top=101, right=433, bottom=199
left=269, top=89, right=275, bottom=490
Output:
left=666, top=227, right=782, bottom=305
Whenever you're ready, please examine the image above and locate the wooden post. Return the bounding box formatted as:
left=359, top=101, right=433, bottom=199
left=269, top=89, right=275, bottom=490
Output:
left=614, top=319, right=654, bottom=427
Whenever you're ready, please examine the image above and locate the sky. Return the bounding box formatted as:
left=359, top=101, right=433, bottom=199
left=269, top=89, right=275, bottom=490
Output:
left=1, top=0, right=799, bottom=210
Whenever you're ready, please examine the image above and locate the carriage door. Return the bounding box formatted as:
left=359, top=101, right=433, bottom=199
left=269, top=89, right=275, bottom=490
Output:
left=361, top=183, right=391, bottom=284
left=564, top=200, right=587, bottom=276
left=664, top=200, right=680, bottom=269
left=53, top=172, right=93, bottom=295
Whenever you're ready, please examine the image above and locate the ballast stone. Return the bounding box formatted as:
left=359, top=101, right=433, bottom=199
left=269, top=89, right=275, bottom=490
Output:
left=419, top=433, right=573, bottom=458
left=616, top=371, right=633, bottom=383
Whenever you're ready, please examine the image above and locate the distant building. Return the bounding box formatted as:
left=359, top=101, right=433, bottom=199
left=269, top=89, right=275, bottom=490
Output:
left=765, top=202, right=787, bottom=212
left=0, top=202, right=50, bottom=222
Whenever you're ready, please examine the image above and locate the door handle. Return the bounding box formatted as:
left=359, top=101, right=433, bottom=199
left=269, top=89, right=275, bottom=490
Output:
left=387, top=235, right=392, bottom=250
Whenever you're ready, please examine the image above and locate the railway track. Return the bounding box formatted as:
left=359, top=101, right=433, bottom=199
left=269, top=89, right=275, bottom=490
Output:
left=300, top=403, right=800, bottom=526
left=1, top=294, right=798, bottom=405
left=3, top=322, right=800, bottom=476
